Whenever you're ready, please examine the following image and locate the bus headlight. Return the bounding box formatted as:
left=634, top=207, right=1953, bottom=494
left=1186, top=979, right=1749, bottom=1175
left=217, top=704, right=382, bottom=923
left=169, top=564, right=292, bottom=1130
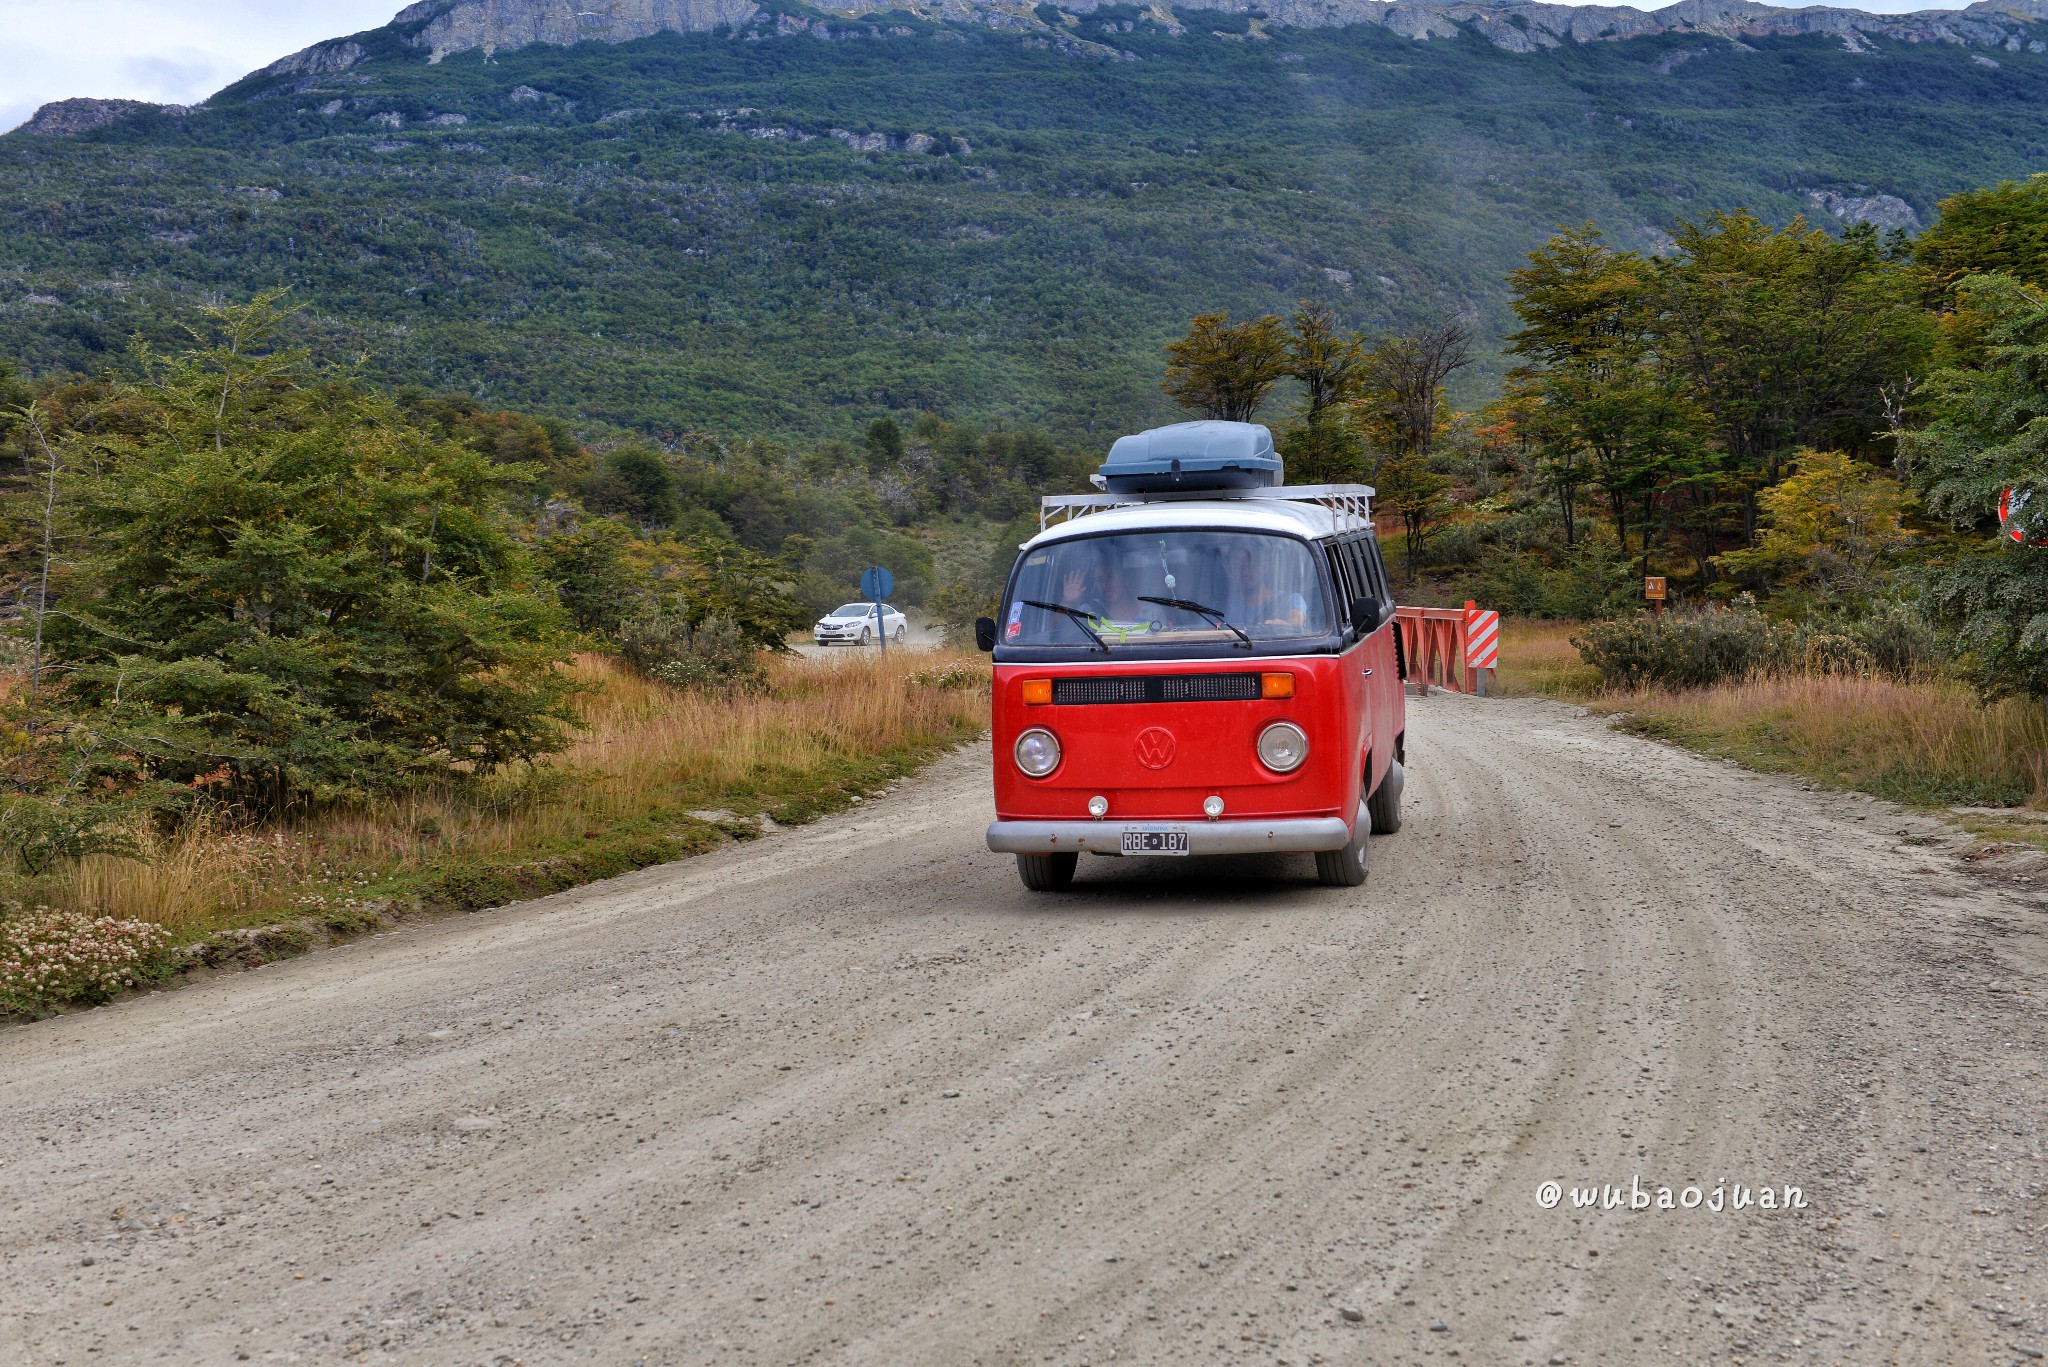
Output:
left=1256, top=721, right=1309, bottom=774
left=1014, top=728, right=1062, bottom=777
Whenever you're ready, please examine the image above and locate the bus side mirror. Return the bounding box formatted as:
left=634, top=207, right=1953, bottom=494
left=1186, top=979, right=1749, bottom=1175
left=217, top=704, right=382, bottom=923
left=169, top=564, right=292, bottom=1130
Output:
left=1350, top=596, right=1384, bottom=635
left=974, top=617, right=998, bottom=652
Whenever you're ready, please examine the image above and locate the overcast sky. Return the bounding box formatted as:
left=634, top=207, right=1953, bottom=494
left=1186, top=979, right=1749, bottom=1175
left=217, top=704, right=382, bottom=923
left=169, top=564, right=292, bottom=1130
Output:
left=0, top=0, right=1977, bottom=134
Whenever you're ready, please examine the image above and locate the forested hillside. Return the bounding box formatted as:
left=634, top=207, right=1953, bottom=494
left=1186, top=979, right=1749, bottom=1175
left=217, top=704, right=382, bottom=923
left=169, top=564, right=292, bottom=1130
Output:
left=4, top=3, right=2046, bottom=440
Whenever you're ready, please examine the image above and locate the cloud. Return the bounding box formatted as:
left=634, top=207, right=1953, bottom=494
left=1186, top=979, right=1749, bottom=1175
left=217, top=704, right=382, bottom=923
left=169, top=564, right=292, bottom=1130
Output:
left=0, top=0, right=402, bottom=132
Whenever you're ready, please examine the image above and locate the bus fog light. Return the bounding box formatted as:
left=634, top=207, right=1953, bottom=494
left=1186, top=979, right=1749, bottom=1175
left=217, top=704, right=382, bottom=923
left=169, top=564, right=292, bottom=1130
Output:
left=1014, top=728, right=1062, bottom=777
left=1203, top=795, right=1225, bottom=819
left=1257, top=722, right=1309, bottom=773
left=1087, top=795, right=1109, bottom=818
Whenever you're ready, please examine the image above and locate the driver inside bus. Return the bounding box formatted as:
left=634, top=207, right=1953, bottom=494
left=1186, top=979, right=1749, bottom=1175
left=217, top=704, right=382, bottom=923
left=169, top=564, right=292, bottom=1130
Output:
left=1225, top=541, right=1310, bottom=631
left=1060, top=548, right=1147, bottom=628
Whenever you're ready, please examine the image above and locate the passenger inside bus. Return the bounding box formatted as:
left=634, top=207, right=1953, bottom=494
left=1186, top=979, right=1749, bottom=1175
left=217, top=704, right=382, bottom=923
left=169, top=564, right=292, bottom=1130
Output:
left=1223, top=541, right=1310, bottom=630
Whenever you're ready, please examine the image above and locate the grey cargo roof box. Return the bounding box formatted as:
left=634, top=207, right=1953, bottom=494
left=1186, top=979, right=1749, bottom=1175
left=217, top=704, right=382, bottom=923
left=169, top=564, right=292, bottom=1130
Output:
left=1100, top=420, right=1283, bottom=494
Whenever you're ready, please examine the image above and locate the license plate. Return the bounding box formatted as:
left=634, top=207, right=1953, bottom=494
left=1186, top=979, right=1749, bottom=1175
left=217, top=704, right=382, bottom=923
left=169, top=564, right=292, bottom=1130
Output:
left=1122, top=828, right=1190, bottom=856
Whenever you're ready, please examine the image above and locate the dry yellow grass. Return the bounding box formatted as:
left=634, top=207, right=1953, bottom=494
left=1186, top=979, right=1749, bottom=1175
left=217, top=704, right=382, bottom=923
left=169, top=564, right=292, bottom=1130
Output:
left=1602, top=671, right=2048, bottom=810
left=58, top=650, right=991, bottom=936
left=1493, top=619, right=2047, bottom=815
left=1492, top=618, right=1602, bottom=699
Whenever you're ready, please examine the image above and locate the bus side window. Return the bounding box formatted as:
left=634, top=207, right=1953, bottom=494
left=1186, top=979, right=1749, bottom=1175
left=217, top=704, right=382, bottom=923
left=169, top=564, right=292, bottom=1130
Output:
left=1343, top=539, right=1372, bottom=605
left=1364, top=537, right=1394, bottom=603
left=1325, top=541, right=1358, bottom=608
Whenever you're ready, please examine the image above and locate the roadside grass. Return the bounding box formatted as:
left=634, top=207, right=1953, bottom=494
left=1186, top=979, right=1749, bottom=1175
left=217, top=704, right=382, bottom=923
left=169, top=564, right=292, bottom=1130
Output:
left=32, top=650, right=991, bottom=944
left=1494, top=619, right=2048, bottom=846
left=1492, top=618, right=1602, bottom=699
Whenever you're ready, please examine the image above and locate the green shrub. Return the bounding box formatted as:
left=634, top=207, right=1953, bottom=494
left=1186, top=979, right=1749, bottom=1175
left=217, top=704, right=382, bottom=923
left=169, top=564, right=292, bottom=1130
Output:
left=1840, top=602, right=1946, bottom=681
left=926, top=581, right=999, bottom=648
left=617, top=607, right=766, bottom=694
left=1572, top=608, right=1795, bottom=690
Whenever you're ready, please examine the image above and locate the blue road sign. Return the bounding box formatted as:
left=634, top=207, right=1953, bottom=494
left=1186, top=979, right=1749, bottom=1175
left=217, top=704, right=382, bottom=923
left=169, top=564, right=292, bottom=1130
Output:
left=859, top=566, right=894, bottom=654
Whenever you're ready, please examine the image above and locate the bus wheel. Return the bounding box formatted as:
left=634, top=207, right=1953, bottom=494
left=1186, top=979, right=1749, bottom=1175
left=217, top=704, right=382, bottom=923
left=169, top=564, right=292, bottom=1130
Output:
left=1315, top=816, right=1370, bottom=888
left=1017, top=852, right=1077, bottom=891
left=1368, top=759, right=1404, bottom=835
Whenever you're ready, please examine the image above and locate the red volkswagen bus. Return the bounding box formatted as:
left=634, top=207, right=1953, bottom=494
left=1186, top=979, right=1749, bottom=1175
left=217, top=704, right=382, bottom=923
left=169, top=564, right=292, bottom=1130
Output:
left=975, top=421, right=1406, bottom=892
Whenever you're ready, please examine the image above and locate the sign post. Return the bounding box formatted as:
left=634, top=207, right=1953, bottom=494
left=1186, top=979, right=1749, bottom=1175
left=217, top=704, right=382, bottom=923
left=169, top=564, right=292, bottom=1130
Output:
left=859, top=566, right=894, bottom=656
left=1644, top=575, right=1667, bottom=619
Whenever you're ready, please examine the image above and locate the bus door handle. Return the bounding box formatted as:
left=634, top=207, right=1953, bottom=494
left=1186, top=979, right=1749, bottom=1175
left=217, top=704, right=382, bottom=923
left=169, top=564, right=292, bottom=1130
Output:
left=1361, top=668, right=1373, bottom=677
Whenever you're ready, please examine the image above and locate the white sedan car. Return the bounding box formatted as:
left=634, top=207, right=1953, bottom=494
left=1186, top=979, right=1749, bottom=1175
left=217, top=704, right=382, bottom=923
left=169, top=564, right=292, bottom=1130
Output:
left=814, top=602, right=908, bottom=647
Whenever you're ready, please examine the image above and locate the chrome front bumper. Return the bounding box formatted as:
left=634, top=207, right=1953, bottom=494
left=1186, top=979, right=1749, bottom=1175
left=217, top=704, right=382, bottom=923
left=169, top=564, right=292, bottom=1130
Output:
left=986, top=816, right=1353, bottom=856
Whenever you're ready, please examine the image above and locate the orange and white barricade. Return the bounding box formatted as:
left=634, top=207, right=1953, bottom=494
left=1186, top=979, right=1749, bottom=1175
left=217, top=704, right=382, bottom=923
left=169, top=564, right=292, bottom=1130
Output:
left=1464, top=600, right=1499, bottom=695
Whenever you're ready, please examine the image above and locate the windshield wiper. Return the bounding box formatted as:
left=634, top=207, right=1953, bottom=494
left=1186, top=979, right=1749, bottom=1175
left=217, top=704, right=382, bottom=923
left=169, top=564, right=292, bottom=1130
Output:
left=1138, top=596, right=1253, bottom=649
left=1021, top=600, right=1110, bottom=652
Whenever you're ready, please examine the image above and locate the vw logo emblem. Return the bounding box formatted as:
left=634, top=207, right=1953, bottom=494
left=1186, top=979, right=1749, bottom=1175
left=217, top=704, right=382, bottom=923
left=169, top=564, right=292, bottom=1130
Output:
left=1134, top=726, right=1177, bottom=769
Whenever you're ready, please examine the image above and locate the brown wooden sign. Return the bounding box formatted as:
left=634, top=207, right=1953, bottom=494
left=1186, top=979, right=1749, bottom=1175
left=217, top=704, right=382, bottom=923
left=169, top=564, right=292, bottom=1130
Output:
left=1644, top=576, right=1667, bottom=601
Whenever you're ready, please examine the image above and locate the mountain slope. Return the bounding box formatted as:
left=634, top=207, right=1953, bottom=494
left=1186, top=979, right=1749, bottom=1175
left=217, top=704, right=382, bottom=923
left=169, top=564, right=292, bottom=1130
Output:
left=3, top=1, right=2045, bottom=439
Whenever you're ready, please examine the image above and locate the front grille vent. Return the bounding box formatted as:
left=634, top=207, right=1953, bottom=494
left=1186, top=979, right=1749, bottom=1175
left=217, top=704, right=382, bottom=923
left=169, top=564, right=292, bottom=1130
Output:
left=1052, top=673, right=1262, bottom=705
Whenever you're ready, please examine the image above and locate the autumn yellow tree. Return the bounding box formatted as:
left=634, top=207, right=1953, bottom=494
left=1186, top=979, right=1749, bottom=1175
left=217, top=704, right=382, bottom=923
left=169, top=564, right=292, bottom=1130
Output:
left=1714, top=449, right=1915, bottom=601
left=1161, top=312, right=1288, bottom=422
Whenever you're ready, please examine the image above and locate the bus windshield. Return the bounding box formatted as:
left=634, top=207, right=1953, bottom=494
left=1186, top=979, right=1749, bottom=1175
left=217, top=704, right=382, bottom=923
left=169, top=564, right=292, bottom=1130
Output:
left=1002, top=530, right=1330, bottom=650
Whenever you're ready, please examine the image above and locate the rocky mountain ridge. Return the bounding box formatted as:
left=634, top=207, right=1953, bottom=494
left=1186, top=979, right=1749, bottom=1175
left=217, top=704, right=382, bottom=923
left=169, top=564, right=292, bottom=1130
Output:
left=14, top=0, right=2044, bottom=136
left=384, top=0, right=2048, bottom=62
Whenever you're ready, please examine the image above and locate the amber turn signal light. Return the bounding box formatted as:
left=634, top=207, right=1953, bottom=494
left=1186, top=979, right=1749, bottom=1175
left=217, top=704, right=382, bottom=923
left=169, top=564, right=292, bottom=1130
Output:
left=1021, top=678, right=1053, bottom=705
left=1259, top=672, right=1295, bottom=700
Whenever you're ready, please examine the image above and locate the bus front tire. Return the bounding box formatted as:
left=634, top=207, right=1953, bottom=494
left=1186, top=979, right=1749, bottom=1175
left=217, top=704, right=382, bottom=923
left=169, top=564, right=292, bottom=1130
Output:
left=1017, top=852, right=1077, bottom=891
left=1315, top=818, right=1370, bottom=888
left=1368, top=759, right=1404, bottom=835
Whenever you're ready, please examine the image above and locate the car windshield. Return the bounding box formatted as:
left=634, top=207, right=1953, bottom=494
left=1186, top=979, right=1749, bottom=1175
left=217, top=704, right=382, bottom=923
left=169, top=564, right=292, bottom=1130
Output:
left=833, top=604, right=874, bottom=617
left=1002, top=530, right=1330, bottom=649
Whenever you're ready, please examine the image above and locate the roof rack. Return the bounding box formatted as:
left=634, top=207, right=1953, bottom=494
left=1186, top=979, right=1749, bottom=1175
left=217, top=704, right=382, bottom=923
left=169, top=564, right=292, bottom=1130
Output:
left=1039, top=483, right=1376, bottom=533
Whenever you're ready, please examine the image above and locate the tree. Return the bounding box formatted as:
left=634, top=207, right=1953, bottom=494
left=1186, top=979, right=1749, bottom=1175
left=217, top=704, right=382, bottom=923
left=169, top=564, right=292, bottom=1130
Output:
left=1915, top=174, right=2048, bottom=367
left=38, top=295, right=577, bottom=813
left=1357, top=320, right=1473, bottom=460
left=1915, top=173, right=2048, bottom=295
left=1506, top=226, right=1705, bottom=560
left=1713, top=449, right=1915, bottom=601
left=1653, top=212, right=1931, bottom=525
left=1901, top=272, right=2048, bottom=705
left=671, top=537, right=808, bottom=650
left=1374, top=454, right=1452, bottom=586
left=1285, top=302, right=1364, bottom=425
left=865, top=417, right=904, bottom=464
left=583, top=444, right=677, bottom=527
left=1161, top=312, right=1288, bottom=422
left=1277, top=302, right=1368, bottom=483
left=538, top=517, right=642, bottom=638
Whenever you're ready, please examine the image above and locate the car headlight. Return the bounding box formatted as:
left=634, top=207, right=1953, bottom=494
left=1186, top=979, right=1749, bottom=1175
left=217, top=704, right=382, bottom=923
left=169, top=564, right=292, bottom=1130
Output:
left=1014, top=728, right=1062, bottom=778
left=1256, top=721, right=1309, bottom=774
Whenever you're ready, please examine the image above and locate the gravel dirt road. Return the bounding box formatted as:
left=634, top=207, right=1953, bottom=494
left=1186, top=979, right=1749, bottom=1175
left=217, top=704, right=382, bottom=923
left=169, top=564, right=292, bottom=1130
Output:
left=4, top=693, right=2046, bottom=1367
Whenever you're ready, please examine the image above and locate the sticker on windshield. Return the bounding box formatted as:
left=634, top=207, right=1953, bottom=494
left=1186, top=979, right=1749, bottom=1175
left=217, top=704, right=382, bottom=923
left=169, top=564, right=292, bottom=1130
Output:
left=1005, top=601, right=1024, bottom=640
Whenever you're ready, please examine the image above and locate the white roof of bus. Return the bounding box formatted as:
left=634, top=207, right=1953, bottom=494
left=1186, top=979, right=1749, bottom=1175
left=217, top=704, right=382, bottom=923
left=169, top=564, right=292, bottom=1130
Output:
left=1027, top=498, right=1358, bottom=548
